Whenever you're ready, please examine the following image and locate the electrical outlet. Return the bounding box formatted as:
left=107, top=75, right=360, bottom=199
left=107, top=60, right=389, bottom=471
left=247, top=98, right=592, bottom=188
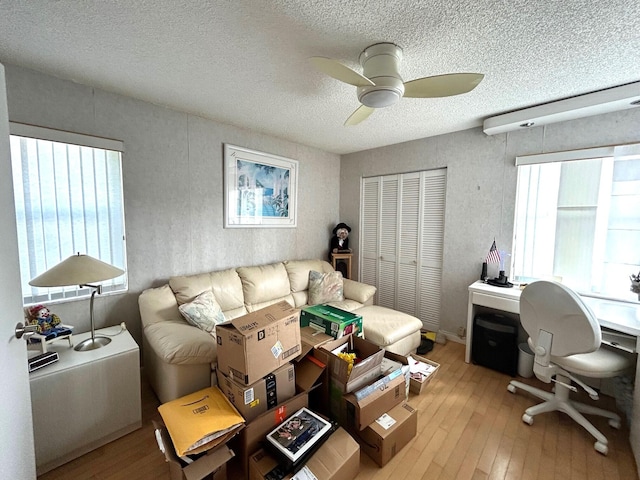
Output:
left=457, top=326, right=466, bottom=338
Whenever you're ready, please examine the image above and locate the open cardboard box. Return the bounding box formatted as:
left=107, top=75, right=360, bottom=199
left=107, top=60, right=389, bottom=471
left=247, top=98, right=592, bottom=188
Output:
left=320, top=334, right=384, bottom=393
left=249, top=426, right=360, bottom=480
left=216, top=300, right=302, bottom=385
left=343, top=373, right=406, bottom=431
left=384, top=351, right=440, bottom=395
left=153, top=421, right=236, bottom=480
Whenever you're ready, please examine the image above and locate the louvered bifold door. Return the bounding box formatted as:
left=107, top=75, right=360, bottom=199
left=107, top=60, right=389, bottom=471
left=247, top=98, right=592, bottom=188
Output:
left=418, top=169, right=446, bottom=331
left=396, top=173, right=421, bottom=316
left=361, top=177, right=380, bottom=303
left=377, top=176, right=399, bottom=309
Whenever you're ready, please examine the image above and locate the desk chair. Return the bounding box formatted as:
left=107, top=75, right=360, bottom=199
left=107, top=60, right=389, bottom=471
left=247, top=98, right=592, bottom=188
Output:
left=507, top=280, right=633, bottom=455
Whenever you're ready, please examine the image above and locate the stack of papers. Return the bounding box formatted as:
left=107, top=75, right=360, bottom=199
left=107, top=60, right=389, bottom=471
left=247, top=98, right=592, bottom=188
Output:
left=408, top=356, right=436, bottom=381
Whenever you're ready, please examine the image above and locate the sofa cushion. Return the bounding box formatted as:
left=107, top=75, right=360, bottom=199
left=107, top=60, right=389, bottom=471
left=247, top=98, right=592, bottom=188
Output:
left=355, top=305, right=423, bottom=347
left=238, top=263, right=291, bottom=306
left=284, top=259, right=325, bottom=292
left=170, top=268, right=245, bottom=315
left=178, top=290, right=226, bottom=333
left=144, top=320, right=217, bottom=366
left=308, top=270, right=344, bottom=305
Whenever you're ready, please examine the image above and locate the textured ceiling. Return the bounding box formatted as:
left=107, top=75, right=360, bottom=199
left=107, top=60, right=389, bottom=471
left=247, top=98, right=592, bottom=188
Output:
left=1, top=0, right=639, bottom=154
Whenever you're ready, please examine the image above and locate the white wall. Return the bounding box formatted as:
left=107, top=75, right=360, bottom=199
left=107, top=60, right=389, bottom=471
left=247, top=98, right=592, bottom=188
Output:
left=340, top=108, right=640, bottom=338
left=4, top=65, right=341, bottom=346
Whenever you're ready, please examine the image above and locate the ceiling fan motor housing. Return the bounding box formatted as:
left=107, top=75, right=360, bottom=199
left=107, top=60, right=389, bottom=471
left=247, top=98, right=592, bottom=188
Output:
left=357, top=43, right=405, bottom=108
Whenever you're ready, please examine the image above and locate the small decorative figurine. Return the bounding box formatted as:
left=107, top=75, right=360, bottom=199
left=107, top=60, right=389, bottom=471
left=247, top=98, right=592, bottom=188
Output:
left=26, top=304, right=74, bottom=352
left=28, top=304, right=62, bottom=334
left=329, top=222, right=352, bottom=256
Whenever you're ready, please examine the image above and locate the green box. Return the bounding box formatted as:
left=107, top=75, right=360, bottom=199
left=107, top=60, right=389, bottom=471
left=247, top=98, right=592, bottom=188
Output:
left=300, top=305, right=363, bottom=339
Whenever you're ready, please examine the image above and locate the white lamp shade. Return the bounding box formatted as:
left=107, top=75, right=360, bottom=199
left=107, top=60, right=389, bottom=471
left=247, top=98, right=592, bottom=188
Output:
left=29, top=253, right=125, bottom=287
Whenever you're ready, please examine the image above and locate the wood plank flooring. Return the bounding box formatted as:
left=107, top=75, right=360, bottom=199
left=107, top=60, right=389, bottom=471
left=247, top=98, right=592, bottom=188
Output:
left=38, top=341, right=638, bottom=480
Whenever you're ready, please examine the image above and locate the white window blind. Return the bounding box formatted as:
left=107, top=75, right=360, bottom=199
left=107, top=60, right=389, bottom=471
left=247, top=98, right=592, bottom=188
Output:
left=513, top=143, right=640, bottom=301
left=9, top=123, right=127, bottom=305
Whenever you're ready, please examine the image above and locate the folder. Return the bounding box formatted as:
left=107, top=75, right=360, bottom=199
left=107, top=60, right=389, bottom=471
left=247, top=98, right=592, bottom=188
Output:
left=158, top=386, right=245, bottom=457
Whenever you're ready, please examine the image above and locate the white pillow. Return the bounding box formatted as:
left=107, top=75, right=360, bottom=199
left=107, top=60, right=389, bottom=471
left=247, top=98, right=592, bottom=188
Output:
left=308, top=270, right=344, bottom=305
left=178, top=290, right=226, bottom=333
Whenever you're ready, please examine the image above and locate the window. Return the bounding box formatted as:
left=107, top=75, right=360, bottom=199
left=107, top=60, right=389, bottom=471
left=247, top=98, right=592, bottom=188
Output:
left=9, top=124, right=127, bottom=305
left=513, top=143, right=640, bottom=301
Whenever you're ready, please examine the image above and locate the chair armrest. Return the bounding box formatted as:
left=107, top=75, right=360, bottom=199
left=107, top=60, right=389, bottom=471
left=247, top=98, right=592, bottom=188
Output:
left=343, top=278, right=376, bottom=304
left=144, top=321, right=217, bottom=366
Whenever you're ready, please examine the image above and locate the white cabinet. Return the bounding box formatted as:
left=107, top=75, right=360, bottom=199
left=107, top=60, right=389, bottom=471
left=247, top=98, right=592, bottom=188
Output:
left=29, top=327, right=141, bottom=475
left=360, top=169, right=446, bottom=331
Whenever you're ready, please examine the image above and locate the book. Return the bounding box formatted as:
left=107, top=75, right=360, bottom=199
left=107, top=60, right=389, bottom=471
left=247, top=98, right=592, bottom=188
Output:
left=157, top=386, right=245, bottom=457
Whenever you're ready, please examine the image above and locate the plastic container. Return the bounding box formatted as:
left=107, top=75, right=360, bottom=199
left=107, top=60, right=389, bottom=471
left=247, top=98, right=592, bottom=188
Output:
left=517, top=342, right=534, bottom=378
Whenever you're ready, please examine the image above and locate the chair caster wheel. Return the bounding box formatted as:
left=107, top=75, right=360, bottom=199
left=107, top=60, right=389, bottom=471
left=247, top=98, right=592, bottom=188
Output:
left=522, top=414, right=533, bottom=425
left=507, top=384, right=517, bottom=394
left=608, top=418, right=621, bottom=429
left=594, top=441, right=608, bottom=455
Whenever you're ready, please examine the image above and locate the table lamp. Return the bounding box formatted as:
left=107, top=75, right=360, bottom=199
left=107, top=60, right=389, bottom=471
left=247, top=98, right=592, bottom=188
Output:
left=29, top=253, right=125, bottom=351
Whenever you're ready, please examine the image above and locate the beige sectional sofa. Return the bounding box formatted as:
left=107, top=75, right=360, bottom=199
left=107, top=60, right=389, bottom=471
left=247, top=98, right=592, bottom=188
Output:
left=139, top=259, right=423, bottom=403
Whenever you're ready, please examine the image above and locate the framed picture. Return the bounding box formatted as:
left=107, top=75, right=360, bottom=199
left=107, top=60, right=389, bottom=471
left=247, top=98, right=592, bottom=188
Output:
left=265, top=407, right=333, bottom=465
left=224, top=144, right=298, bottom=228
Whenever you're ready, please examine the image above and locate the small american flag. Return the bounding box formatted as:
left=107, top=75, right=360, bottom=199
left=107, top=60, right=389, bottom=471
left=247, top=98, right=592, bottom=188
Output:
left=486, top=240, right=501, bottom=264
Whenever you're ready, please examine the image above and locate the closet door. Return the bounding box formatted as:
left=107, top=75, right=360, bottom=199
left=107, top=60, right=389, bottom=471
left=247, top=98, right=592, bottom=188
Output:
left=418, top=170, right=446, bottom=331
left=360, top=169, right=446, bottom=330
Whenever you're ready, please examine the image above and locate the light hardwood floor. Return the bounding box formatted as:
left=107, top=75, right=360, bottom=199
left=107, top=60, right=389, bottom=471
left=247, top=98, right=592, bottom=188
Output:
left=39, top=341, right=638, bottom=480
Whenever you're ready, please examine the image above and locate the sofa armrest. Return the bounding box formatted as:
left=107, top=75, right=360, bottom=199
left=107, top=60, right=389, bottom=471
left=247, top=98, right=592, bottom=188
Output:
left=343, top=278, right=376, bottom=305
left=144, top=321, right=217, bottom=366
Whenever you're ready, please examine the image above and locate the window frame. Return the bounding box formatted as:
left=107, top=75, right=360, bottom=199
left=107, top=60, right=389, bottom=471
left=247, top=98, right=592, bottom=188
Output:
left=513, top=142, right=640, bottom=302
left=9, top=122, right=128, bottom=306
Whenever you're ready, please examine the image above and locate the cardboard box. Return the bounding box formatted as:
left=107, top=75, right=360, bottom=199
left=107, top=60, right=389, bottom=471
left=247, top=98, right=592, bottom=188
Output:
left=227, top=391, right=309, bottom=479
left=216, top=301, right=302, bottom=385
left=384, top=351, right=440, bottom=395
left=354, top=403, right=418, bottom=467
left=217, top=363, right=296, bottom=423
left=154, top=421, right=235, bottom=480
left=301, top=305, right=363, bottom=339
left=320, top=334, right=384, bottom=393
left=343, top=373, right=406, bottom=430
left=249, top=427, right=360, bottom=480
left=295, top=326, right=334, bottom=361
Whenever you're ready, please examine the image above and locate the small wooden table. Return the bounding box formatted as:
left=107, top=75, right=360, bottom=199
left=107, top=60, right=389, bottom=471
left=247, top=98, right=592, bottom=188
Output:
left=331, top=252, right=352, bottom=279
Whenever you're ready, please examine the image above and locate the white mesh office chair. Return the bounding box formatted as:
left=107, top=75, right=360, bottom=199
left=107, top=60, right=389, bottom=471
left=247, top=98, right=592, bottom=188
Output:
left=507, top=280, right=633, bottom=455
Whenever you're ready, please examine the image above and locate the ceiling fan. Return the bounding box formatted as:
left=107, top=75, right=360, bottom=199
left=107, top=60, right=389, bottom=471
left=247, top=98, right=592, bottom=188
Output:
left=310, top=42, right=484, bottom=126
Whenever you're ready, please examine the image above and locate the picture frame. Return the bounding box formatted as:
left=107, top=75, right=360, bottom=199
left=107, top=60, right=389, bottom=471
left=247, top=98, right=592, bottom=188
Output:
left=224, top=144, right=298, bottom=228
left=265, top=407, right=333, bottom=465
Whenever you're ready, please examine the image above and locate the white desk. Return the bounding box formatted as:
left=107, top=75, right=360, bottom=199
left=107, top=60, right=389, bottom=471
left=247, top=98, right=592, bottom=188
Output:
left=466, top=280, right=640, bottom=476
left=29, top=326, right=142, bottom=475
left=465, top=280, right=640, bottom=364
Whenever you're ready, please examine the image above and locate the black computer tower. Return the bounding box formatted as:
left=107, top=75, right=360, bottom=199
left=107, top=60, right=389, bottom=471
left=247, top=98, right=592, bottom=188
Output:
left=472, top=314, right=518, bottom=376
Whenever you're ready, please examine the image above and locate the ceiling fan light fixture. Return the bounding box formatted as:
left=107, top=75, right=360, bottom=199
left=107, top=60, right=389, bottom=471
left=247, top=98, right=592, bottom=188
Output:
left=359, top=88, right=402, bottom=108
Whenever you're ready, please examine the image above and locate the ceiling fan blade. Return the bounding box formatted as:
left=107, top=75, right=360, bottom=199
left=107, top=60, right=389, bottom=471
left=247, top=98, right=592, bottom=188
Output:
left=310, top=57, right=375, bottom=87
left=344, top=105, right=375, bottom=126
left=403, top=73, right=484, bottom=98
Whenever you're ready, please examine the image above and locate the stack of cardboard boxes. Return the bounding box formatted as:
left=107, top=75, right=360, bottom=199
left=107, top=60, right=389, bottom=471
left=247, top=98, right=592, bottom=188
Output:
left=156, top=300, right=439, bottom=479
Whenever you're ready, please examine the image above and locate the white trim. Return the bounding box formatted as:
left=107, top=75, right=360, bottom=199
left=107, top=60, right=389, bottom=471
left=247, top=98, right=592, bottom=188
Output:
left=515, top=142, right=640, bottom=166
left=9, top=122, right=124, bottom=152
left=483, top=81, right=640, bottom=135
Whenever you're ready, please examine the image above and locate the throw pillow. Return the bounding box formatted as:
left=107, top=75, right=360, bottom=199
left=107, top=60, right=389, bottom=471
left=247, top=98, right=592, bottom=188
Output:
left=308, top=270, right=344, bottom=305
left=178, top=290, right=226, bottom=333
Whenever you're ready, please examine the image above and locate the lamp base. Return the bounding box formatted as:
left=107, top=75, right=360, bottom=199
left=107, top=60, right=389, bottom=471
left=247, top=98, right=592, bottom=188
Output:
left=74, top=335, right=112, bottom=351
